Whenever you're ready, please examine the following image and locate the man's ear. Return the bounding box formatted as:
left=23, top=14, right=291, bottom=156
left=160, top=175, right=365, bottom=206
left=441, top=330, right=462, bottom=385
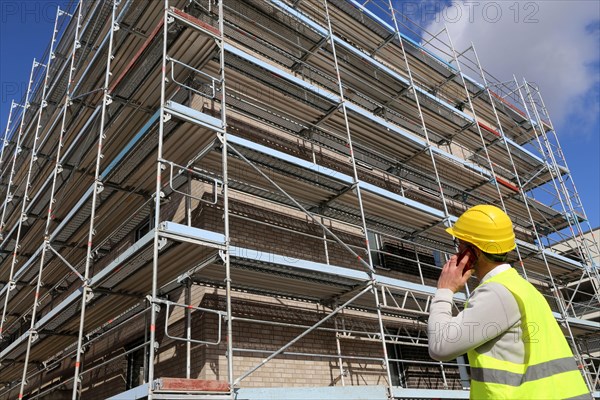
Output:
left=471, top=246, right=481, bottom=263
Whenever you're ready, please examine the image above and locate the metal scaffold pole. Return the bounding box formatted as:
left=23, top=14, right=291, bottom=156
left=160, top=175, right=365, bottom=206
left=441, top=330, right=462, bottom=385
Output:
left=216, top=0, right=235, bottom=391
left=147, top=1, right=170, bottom=397
left=71, top=1, right=121, bottom=398
left=17, top=6, right=72, bottom=397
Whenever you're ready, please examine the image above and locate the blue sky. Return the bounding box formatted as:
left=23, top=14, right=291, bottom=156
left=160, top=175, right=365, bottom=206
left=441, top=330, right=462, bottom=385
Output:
left=1, top=0, right=598, bottom=233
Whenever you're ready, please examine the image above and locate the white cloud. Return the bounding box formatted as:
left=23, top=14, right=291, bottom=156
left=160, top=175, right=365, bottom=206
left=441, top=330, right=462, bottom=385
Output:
left=420, top=0, right=600, bottom=132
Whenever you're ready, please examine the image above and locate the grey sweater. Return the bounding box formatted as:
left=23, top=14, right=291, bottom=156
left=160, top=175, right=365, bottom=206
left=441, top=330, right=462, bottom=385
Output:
left=428, top=264, right=524, bottom=363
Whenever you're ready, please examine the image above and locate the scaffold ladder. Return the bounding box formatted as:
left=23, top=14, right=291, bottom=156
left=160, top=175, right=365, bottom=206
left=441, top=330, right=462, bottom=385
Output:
left=322, top=0, right=394, bottom=388
left=72, top=0, right=121, bottom=398
left=147, top=0, right=233, bottom=398
left=14, top=4, right=81, bottom=398
left=443, top=36, right=534, bottom=283
left=0, top=60, right=40, bottom=340
left=522, top=81, right=600, bottom=274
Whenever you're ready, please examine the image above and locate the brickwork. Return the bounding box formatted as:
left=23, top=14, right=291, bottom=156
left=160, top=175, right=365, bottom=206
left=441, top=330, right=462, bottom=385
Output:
left=194, top=194, right=439, bottom=288
left=390, top=344, right=463, bottom=390
left=150, top=287, right=388, bottom=388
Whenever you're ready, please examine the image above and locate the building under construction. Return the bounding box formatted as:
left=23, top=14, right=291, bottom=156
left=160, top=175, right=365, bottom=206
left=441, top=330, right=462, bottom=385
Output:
left=0, top=0, right=598, bottom=399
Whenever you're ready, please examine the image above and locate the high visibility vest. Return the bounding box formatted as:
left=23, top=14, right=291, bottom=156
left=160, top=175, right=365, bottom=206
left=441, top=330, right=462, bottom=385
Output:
left=467, top=268, right=590, bottom=399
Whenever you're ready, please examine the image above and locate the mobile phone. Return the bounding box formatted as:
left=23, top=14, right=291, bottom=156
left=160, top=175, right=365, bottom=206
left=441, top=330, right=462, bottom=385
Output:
left=457, top=246, right=476, bottom=274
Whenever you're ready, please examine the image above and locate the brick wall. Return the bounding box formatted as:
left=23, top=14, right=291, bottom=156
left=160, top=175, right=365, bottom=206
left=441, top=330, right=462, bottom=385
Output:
left=151, top=287, right=388, bottom=388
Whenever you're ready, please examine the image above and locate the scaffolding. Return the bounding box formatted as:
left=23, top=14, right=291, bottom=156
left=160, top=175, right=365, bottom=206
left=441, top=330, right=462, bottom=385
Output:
left=0, top=0, right=598, bottom=399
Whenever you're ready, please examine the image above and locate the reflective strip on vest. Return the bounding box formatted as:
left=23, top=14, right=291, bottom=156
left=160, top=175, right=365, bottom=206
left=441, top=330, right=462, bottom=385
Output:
left=470, top=356, right=578, bottom=386
left=563, top=394, right=592, bottom=400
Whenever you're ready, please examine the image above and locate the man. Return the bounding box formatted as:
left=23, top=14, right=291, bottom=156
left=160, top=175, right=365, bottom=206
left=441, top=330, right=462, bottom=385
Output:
left=428, top=204, right=590, bottom=399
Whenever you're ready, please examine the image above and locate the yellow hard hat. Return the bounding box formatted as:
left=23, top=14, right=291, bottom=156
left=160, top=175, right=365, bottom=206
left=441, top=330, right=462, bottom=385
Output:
left=446, top=205, right=516, bottom=254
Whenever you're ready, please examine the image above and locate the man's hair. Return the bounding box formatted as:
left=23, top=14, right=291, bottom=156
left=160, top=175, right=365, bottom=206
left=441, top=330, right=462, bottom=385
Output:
left=482, top=250, right=508, bottom=263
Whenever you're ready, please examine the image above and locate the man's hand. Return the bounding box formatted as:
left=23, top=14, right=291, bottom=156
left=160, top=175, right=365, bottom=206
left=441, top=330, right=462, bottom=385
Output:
left=437, top=253, right=473, bottom=293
